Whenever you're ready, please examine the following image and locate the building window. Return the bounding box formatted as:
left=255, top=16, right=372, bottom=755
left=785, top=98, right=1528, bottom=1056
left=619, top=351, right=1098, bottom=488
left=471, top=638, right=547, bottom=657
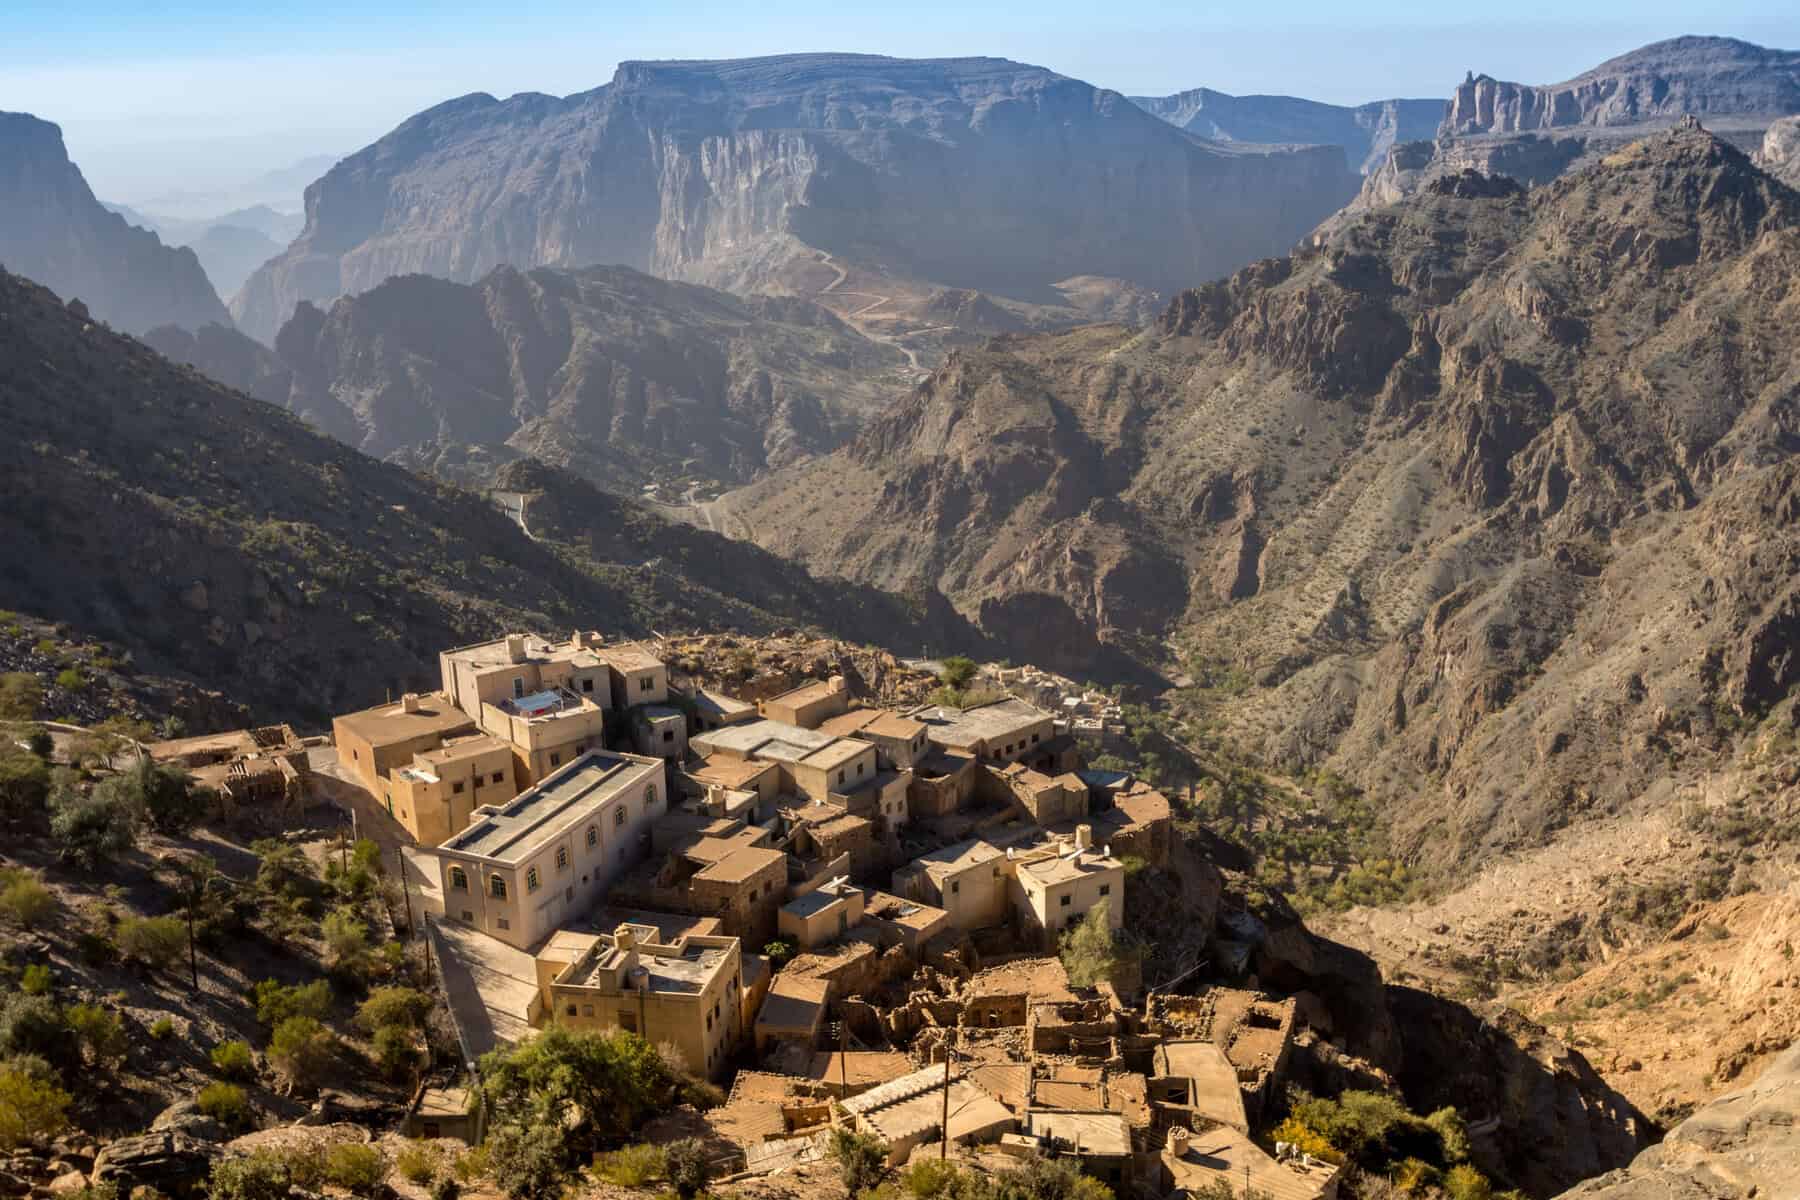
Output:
left=1060, top=894, right=1072, bottom=907
left=837, top=771, right=845, bottom=785
left=582, top=678, right=594, bottom=693
left=452, top=781, right=465, bottom=795
left=950, top=881, right=960, bottom=895
left=662, top=729, right=674, bottom=744
left=586, top=826, right=598, bottom=848
left=496, top=917, right=510, bottom=930
left=583, top=1004, right=594, bottom=1016
left=461, top=910, right=473, bottom=923
left=512, top=677, right=525, bottom=698
left=490, top=876, right=508, bottom=899
left=491, top=771, right=505, bottom=784
left=614, top=807, right=626, bottom=828
left=1099, top=884, right=1111, bottom=897
left=525, top=868, right=540, bottom=892
left=574, top=742, right=586, bottom=754
left=856, top=763, right=864, bottom=777
left=706, top=1015, right=713, bottom=1031
left=549, top=752, right=561, bottom=768
left=644, top=784, right=657, bottom=807
left=639, top=677, right=652, bottom=692
left=449, top=867, right=468, bottom=891
left=566, top=1004, right=576, bottom=1017
left=620, top=1013, right=637, bottom=1033
left=556, top=847, right=569, bottom=870
left=1032, top=733, right=1040, bottom=744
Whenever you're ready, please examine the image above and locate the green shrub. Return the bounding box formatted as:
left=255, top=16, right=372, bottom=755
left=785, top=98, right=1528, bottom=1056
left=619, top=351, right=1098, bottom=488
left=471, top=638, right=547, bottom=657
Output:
left=0, top=994, right=74, bottom=1065
left=357, top=986, right=432, bottom=1033
left=209, top=1039, right=257, bottom=1081
left=207, top=1150, right=291, bottom=1200
left=65, top=1004, right=127, bottom=1068
left=487, top=1121, right=567, bottom=1200
left=267, top=1016, right=333, bottom=1090
left=663, top=1139, right=710, bottom=1200
left=0, top=1060, right=71, bottom=1148
left=395, top=1140, right=442, bottom=1185
left=19, top=965, right=53, bottom=995
left=902, top=1158, right=962, bottom=1199
left=372, top=1024, right=419, bottom=1080
left=253, top=979, right=332, bottom=1026
left=592, top=1143, right=664, bottom=1187
left=827, top=1127, right=888, bottom=1195
left=0, top=749, right=51, bottom=820
left=0, top=673, right=43, bottom=721
left=149, top=1016, right=176, bottom=1039
left=940, top=656, right=978, bottom=690
left=196, top=1081, right=252, bottom=1132
left=476, top=1025, right=677, bottom=1148
left=1059, top=899, right=1136, bottom=989
left=323, top=1142, right=387, bottom=1195
left=54, top=669, right=84, bottom=692
left=116, top=915, right=186, bottom=969
left=48, top=785, right=137, bottom=868
left=0, top=870, right=53, bottom=929
left=321, top=907, right=369, bottom=970
left=1445, top=1164, right=1494, bottom=1200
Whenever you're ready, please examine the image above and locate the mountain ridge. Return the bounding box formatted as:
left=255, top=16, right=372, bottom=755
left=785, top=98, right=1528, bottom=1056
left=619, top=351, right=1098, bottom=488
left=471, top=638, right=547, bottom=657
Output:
left=1131, top=87, right=1444, bottom=174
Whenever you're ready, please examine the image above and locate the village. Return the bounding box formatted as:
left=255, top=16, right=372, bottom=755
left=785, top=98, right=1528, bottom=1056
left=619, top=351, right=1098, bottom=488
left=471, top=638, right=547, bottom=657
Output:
left=143, top=631, right=1342, bottom=1200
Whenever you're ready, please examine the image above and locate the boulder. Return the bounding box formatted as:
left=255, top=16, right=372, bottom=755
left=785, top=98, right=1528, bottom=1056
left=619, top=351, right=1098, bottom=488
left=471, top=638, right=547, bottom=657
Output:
left=91, top=1132, right=217, bottom=1197
left=150, top=1100, right=228, bottom=1143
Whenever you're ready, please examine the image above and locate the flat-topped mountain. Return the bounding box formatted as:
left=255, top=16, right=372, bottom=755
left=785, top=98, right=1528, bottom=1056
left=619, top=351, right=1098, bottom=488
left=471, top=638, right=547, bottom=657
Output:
left=1131, top=88, right=1443, bottom=174
left=723, top=127, right=1800, bottom=879
left=231, top=53, right=1358, bottom=343
left=0, top=112, right=230, bottom=333
left=148, top=263, right=911, bottom=496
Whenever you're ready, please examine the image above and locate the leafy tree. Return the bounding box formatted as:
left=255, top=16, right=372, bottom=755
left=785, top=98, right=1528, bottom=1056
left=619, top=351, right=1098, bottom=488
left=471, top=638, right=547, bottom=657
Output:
left=591, top=1144, right=664, bottom=1187
left=267, top=1016, right=334, bottom=1091
left=1059, top=900, right=1134, bottom=989
left=26, top=730, right=53, bottom=760
left=210, top=1040, right=257, bottom=1080
left=487, top=1121, right=568, bottom=1200
left=0, top=747, right=50, bottom=820
left=19, top=965, right=52, bottom=995
left=116, top=915, right=186, bottom=970
left=253, top=979, right=333, bottom=1026
left=372, top=1025, right=420, bottom=1080
left=321, top=906, right=369, bottom=970
left=663, top=1138, right=710, bottom=1200
left=0, top=994, right=76, bottom=1068
left=477, top=1026, right=675, bottom=1150
left=827, top=1127, right=888, bottom=1195
left=357, top=986, right=432, bottom=1033
left=1428, top=1107, right=1472, bottom=1165
left=940, top=656, right=979, bottom=690
left=0, top=1060, right=71, bottom=1149
left=250, top=839, right=314, bottom=895
left=0, top=673, right=42, bottom=722
left=48, top=782, right=136, bottom=868
left=986, top=1156, right=1114, bottom=1200
left=64, top=1004, right=127, bottom=1068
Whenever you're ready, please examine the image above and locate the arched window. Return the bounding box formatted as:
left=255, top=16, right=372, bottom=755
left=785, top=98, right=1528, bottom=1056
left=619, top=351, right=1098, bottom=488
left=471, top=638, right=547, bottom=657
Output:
left=448, top=867, right=468, bottom=891
left=490, top=875, right=508, bottom=899
left=586, top=825, right=598, bottom=848
left=555, top=847, right=569, bottom=871
left=525, top=868, right=540, bottom=892
left=614, top=806, right=627, bottom=828
left=644, top=784, right=658, bottom=808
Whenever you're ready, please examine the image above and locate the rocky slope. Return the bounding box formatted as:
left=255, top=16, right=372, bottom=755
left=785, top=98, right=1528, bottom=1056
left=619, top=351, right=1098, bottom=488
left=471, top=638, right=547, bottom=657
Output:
left=1339, top=37, right=1800, bottom=221
left=0, top=112, right=231, bottom=334
left=1131, top=88, right=1443, bottom=174
left=150, top=264, right=910, bottom=494
left=231, top=53, right=1358, bottom=343
left=723, top=126, right=1800, bottom=877
left=1762, top=114, right=1800, bottom=187
left=1559, top=1041, right=1800, bottom=1199
left=0, top=265, right=984, bottom=728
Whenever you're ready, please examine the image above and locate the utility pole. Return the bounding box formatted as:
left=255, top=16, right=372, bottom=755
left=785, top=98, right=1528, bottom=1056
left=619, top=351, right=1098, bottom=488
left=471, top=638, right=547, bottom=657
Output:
left=397, top=845, right=415, bottom=936
left=185, top=877, right=199, bottom=993
left=939, top=1019, right=956, bottom=1160
left=836, top=1020, right=848, bottom=1097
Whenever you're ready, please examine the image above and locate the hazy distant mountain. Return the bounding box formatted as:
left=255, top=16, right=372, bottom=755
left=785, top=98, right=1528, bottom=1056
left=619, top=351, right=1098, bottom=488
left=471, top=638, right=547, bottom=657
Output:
left=0, top=112, right=229, bottom=333
left=147, top=263, right=913, bottom=494
left=232, top=53, right=1359, bottom=342
left=1339, top=36, right=1800, bottom=221
left=131, top=154, right=341, bottom=222
left=1130, top=88, right=1443, bottom=174
left=103, top=203, right=302, bottom=298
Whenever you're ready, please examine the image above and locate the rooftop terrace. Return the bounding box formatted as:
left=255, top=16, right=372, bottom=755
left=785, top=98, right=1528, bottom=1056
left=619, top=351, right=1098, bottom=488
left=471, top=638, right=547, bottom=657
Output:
left=440, top=751, right=658, bottom=864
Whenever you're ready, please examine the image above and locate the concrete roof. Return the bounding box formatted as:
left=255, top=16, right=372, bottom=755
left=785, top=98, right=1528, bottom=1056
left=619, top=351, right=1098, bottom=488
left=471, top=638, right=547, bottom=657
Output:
left=335, top=693, right=473, bottom=745
left=1018, top=847, right=1123, bottom=887
left=912, top=697, right=1051, bottom=747
left=688, top=757, right=776, bottom=788
left=1165, top=1126, right=1338, bottom=1200
left=767, top=679, right=843, bottom=707
left=695, top=688, right=755, bottom=717
left=819, top=709, right=926, bottom=740
left=416, top=734, right=511, bottom=767
left=1026, top=1110, right=1131, bottom=1157
left=799, top=738, right=873, bottom=771
left=695, top=718, right=836, bottom=758
left=783, top=886, right=857, bottom=919
left=696, top=845, right=785, bottom=884
left=911, top=838, right=1004, bottom=880
left=440, top=751, right=659, bottom=863
left=864, top=892, right=946, bottom=930
left=1157, top=1041, right=1248, bottom=1132
left=802, top=1050, right=914, bottom=1088
left=595, top=642, right=663, bottom=672
left=756, top=974, right=830, bottom=1034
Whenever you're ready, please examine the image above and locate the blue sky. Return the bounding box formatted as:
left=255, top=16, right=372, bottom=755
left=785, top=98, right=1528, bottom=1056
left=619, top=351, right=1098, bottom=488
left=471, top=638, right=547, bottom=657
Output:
left=6, top=0, right=1797, bottom=208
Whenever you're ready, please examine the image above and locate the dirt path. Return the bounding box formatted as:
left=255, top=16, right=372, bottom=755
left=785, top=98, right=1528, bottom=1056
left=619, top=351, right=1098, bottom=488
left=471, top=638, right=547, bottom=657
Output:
left=811, top=250, right=950, bottom=375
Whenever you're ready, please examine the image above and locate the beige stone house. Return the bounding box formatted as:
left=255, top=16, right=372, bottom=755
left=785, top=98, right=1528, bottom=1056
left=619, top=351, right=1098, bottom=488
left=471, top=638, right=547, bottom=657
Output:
left=911, top=697, right=1057, bottom=766
left=540, top=923, right=746, bottom=1080
left=436, top=749, right=668, bottom=950
left=333, top=692, right=483, bottom=811
left=893, top=838, right=1009, bottom=930
left=758, top=677, right=850, bottom=729
left=820, top=707, right=931, bottom=770
left=778, top=877, right=865, bottom=950
left=608, top=811, right=789, bottom=946
left=1009, top=830, right=1125, bottom=944
left=386, top=734, right=517, bottom=845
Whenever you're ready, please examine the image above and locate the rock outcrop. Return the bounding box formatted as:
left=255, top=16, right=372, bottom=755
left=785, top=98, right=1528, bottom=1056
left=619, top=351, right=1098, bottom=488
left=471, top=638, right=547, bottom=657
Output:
left=726, top=126, right=1800, bottom=874
left=1761, top=114, right=1800, bottom=187
left=0, top=112, right=230, bottom=333
left=231, top=54, right=1358, bottom=342
left=1132, top=88, right=1444, bottom=174
left=1559, top=1043, right=1800, bottom=1198
left=154, top=264, right=909, bottom=493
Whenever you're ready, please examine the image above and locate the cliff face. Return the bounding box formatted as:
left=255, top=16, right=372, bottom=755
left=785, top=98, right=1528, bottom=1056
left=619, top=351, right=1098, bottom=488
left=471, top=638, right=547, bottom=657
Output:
left=1762, top=115, right=1800, bottom=187
left=0, top=112, right=230, bottom=333
left=728, top=128, right=1800, bottom=870
left=1443, top=36, right=1800, bottom=136
left=153, top=264, right=909, bottom=494
left=232, top=54, right=1359, bottom=342
left=1132, top=87, right=1444, bottom=174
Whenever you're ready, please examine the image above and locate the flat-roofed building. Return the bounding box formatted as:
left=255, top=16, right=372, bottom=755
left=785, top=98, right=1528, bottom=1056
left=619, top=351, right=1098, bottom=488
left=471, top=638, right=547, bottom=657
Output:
left=631, top=705, right=689, bottom=760
left=909, top=750, right=977, bottom=818
left=1152, top=1041, right=1247, bottom=1133
left=1161, top=1124, right=1340, bottom=1200
left=1081, top=775, right=1174, bottom=867
left=439, top=632, right=613, bottom=723
left=819, top=708, right=930, bottom=770
left=893, top=838, right=1009, bottom=931
left=911, top=697, right=1055, bottom=766
left=333, top=691, right=477, bottom=803
left=789, top=738, right=878, bottom=804
left=861, top=891, right=951, bottom=954
left=691, top=717, right=882, bottom=810
left=1011, top=828, right=1124, bottom=944
left=779, top=878, right=865, bottom=950
left=758, top=677, right=850, bottom=729
left=683, top=756, right=782, bottom=818
left=692, top=688, right=756, bottom=733
left=1024, top=1111, right=1132, bottom=1186
left=989, top=761, right=1087, bottom=826
left=388, top=734, right=518, bottom=845
left=754, top=972, right=830, bottom=1056
left=608, top=813, right=789, bottom=946
left=544, top=923, right=746, bottom=1080
left=593, top=641, right=669, bottom=710
left=436, top=749, right=668, bottom=950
